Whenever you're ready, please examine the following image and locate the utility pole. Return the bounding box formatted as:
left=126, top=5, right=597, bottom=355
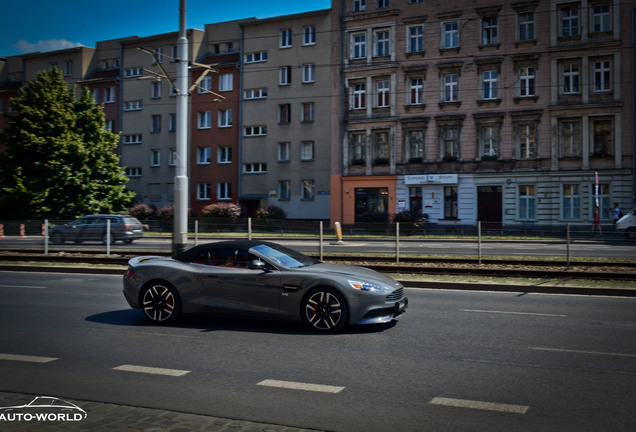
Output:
left=174, top=0, right=189, bottom=254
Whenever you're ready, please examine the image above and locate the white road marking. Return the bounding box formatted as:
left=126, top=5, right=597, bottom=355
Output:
left=429, top=397, right=529, bottom=414
left=257, top=379, right=345, bottom=394
left=0, top=284, right=46, bottom=289
left=529, top=347, right=636, bottom=358
left=0, top=353, right=58, bottom=363
left=113, top=364, right=190, bottom=376
left=460, top=309, right=566, bottom=317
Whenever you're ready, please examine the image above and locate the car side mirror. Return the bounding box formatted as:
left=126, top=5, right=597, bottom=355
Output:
left=248, top=260, right=270, bottom=272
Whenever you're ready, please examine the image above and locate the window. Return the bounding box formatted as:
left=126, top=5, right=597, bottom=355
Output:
left=374, top=30, right=390, bottom=57
left=63, top=60, right=73, bottom=76
left=562, top=184, right=580, bottom=219
left=301, top=141, right=314, bottom=161
left=169, top=113, right=177, bottom=132
left=301, top=180, right=315, bottom=200
left=409, top=77, right=424, bottom=105
left=197, top=147, right=212, bottom=164
left=169, top=148, right=176, bottom=166
left=519, top=67, right=535, bottom=97
left=442, top=21, right=459, bottom=49
left=406, top=130, right=425, bottom=162
left=303, top=26, right=316, bottom=45
left=302, top=64, right=315, bottom=83
left=560, top=5, right=579, bottom=37
left=592, top=183, right=611, bottom=219
left=218, top=183, right=231, bottom=200
left=519, top=185, right=536, bottom=220
left=592, top=119, right=612, bottom=157
left=560, top=120, right=581, bottom=157
left=482, top=70, right=498, bottom=100
left=353, top=0, right=366, bottom=12
left=593, top=60, right=611, bottom=92
left=125, top=167, right=142, bottom=177
left=351, top=132, right=366, bottom=164
left=124, top=100, right=142, bottom=111
left=123, top=134, right=142, bottom=145
left=301, top=102, right=315, bottom=122
left=244, top=88, right=267, bottom=100
left=219, top=74, right=233, bottom=91
left=105, top=120, right=114, bottom=132
left=279, top=66, right=292, bottom=85
left=376, top=80, right=390, bottom=108
left=279, top=181, right=291, bottom=201
left=197, top=183, right=211, bottom=200
left=278, top=104, right=291, bottom=124
left=151, top=81, right=162, bottom=98
left=377, top=0, right=389, bottom=8
left=243, top=163, right=267, bottom=173
left=407, top=25, right=424, bottom=53
left=243, top=125, right=267, bottom=137
left=592, top=5, right=611, bottom=33
left=104, top=87, right=115, bottom=103
left=518, top=124, right=536, bottom=159
left=245, top=51, right=268, bottom=63
left=124, top=67, right=143, bottom=78
left=352, top=33, right=367, bottom=59
left=150, top=150, right=161, bottom=167
left=441, top=127, right=459, bottom=159
left=218, top=109, right=232, bottom=127
left=518, top=12, right=535, bottom=41
left=444, top=186, right=458, bottom=219
left=198, top=111, right=212, bottom=129
left=218, top=146, right=231, bottom=163
left=198, top=76, right=212, bottom=94
left=352, top=83, right=366, bottom=109
left=373, top=130, right=389, bottom=164
left=479, top=124, right=499, bottom=158
left=481, top=17, right=498, bottom=45
left=443, top=74, right=459, bottom=102
left=562, top=63, right=580, bottom=94
left=278, top=142, right=290, bottom=162
left=150, top=115, right=161, bottom=133
left=280, top=29, right=292, bottom=48
left=153, top=48, right=163, bottom=64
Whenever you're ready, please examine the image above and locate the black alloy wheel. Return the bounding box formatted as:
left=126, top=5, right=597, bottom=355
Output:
left=302, top=288, right=347, bottom=332
left=141, top=282, right=180, bottom=323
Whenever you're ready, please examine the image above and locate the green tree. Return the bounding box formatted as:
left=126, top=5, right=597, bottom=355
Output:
left=0, top=68, right=134, bottom=219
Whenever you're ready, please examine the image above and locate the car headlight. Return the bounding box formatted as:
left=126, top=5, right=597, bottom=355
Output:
left=348, top=280, right=391, bottom=293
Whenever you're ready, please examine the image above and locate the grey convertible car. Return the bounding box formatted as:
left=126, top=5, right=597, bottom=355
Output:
left=123, top=240, right=407, bottom=332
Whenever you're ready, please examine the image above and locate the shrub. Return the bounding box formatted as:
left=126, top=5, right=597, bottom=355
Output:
left=201, top=202, right=241, bottom=223
left=128, top=203, right=155, bottom=221
left=255, top=205, right=287, bottom=220
left=393, top=209, right=427, bottom=234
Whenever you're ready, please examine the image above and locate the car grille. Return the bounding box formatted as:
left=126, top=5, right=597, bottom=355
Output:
left=385, top=287, right=403, bottom=302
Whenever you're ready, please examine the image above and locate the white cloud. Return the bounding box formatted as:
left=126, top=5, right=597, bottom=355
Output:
left=11, top=39, right=85, bottom=54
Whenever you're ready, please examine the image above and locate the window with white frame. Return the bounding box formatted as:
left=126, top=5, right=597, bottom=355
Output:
left=303, top=26, right=316, bottom=45
left=278, top=104, right=291, bottom=124
left=409, top=77, right=424, bottom=105
left=350, top=132, right=366, bottom=164
left=302, top=64, right=315, bottom=83
left=197, top=183, right=211, bottom=200
left=150, top=115, right=161, bottom=133
left=243, top=163, right=267, bottom=173
left=559, top=119, right=581, bottom=157
left=301, top=180, right=315, bottom=200
left=440, top=127, right=459, bottom=159
left=198, top=76, right=212, bottom=93
left=373, top=130, right=389, bottom=163
left=374, top=29, right=390, bottom=57
left=124, top=100, right=142, bottom=111
left=123, top=134, right=142, bottom=145
left=198, top=111, right=212, bottom=129
left=352, top=83, right=366, bottom=109
left=591, top=118, right=613, bottom=157
left=169, top=113, right=177, bottom=132
left=562, top=62, right=580, bottom=94
left=218, top=146, right=232, bottom=163
left=244, top=88, right=268, bottom=100
left=302, top=102, right=315, bottom=122
left=593, top=59, right=611, bottom=92
left=104, top=87, right=115, bottom=103
left=517, top=123, right=537, bottom=159
left=376, top=79, right=390, bottom=108
left=301, top=141, right=314, bottom=161
left=351, top=32, right=367, bottom=59
left=243, top=126, right=267, bottom=137
left=150, top=150, right=161, bottom=167
left=481, top=16, right=498, bottom=45
left=560, top=5, right=579, bottom=37
left=279, top=181, right=291, bottom=200
left=519, top=185, right=536, bottom=219
left=151, top=81, right=162, bottom=98
left=245, top=51, right=268, bottom=63
left=280, top=29, right=293, bottom=48
left=124, top=67, right=143, bottom=78
left=169, top=148, right=176, bottom=166
left=197, top=147, right=212, bottom=164
left=218, top=182, right=231, bottom=200
left=479, top=124, right=500, bottom=158
left=219, top=73, right=233, bottom=91
left=279, top=66, right=292, bottom=85
left=353, top=0, right=366, bottom=12
left=407, top=24, right=424, bottom=53
left=592, top=5, right=611, bottom=33
left=562, top=184, right=580, bottom=219
left=518, top=66, right=535, bottom=97
left=481, top=70, right=498, bottom=100
left=278, top=142, right=290, bottom=162
left=442, top=21, right=459, bottom=49
left=406, top=130, right=425, bottom=161
left=517, top=12, right=535, bottom=41
left=125, top=167, right=142, bottom=177
left=63, top=60, right=73, bottom=76
left=153, top=48, right=163, bottom=64
left=105, top=120, right=114, bottom=132
left=443, top=73, right=459, bottom=102
left=377, top=0, right=389, bottom=8
left=592, top=183, right=611, bottom=219
left=218, top=109, right=232, bottom=127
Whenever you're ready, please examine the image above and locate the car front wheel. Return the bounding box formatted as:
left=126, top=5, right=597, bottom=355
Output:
left=102, top=233, right=116, bottom=245
left=141, top=282, right=180, bottom=323
left=49, top=232, right=64, bottom=244
left=302, top=288, right=347, bottom=332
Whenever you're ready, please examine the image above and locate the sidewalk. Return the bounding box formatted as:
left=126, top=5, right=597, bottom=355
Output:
left=0, top=391, right=324, bottom=432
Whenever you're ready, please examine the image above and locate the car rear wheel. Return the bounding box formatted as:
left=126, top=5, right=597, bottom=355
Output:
left=141, top=282, right=181, bottom=323
left=302, top=288, right=347, bottom=332
left=102, top=233, right=116, bottom=245
left=49, top=232, right=64, bottom=244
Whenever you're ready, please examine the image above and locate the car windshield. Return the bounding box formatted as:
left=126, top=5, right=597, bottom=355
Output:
left=251, top=243, right=318, bottom=269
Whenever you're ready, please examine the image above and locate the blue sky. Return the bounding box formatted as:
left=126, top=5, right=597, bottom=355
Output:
left=1, top=0, right=332, bottom=58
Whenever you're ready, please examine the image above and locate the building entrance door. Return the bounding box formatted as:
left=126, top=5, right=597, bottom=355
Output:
left=477, top=186, right=502, bottom=230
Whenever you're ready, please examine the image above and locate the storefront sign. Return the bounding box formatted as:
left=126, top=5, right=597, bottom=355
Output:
left=405, top=174, right=458, bottom=185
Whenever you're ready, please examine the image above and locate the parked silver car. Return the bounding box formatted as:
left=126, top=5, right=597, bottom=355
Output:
left=50, top=214, right=144, bottom=245
left=123, top=240, right=408, bottom=332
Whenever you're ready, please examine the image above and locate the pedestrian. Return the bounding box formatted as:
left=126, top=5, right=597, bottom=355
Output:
left=613, top=203, right=621, bottom=223
left=592, top=206, right=602, bottom=235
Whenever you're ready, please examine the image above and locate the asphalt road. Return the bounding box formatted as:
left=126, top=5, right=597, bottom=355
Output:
left=1, top=271, right=635, bottom=431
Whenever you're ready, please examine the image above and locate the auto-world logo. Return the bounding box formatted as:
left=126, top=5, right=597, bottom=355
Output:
left=0, top=396, right=87, bottom=423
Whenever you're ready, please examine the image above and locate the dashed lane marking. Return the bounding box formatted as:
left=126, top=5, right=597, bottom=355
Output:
left=529, top=347, right=636, bottom=358
left=429, top=397, right=529, bottom=414
left=257, top=379, right=345, bottom=394
left=460, top=309, right=566, bottom=317
left=0, top=353, right=58, bottom=363
left=113, top=364, right=191, bottom=376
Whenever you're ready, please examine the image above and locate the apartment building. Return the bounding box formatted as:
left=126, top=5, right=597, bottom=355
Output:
left=240, top=9, right=333, bottom=219
left=330, top=0, right=633, bottom=230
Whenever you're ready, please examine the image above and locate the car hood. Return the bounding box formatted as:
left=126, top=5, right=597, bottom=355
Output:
left=303, top=262, right=402, bottom=288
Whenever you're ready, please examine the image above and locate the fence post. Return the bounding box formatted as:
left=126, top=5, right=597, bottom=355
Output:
left=106, top=219, right=111, bottom=256
left=566, top=224, right=571, bottom=266
left=319, top=221, right=324, bottom=261
left=396, top=222, right=400, bottom=264
left=478, top=221, right=482, bottom=265
left=194, top=219, right=199, bottom=246
left=248, top=218, right=252, bottom=240
left=43, top=220, right=49, bottom=256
